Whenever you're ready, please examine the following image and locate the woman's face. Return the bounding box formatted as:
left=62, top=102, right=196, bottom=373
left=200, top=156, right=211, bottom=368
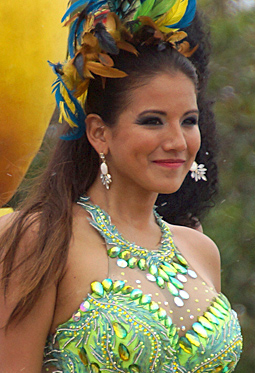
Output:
left=105, top=72, right=200, bottom=195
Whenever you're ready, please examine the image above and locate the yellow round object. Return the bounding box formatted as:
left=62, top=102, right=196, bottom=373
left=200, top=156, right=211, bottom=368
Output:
left=0, top=1, right=68, bottom=206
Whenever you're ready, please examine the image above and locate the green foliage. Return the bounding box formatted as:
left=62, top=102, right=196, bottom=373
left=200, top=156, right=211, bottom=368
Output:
left=200, top=2, right=255, bottom=371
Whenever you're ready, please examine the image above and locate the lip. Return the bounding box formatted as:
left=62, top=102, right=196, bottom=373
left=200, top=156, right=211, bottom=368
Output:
left=153, top=159, right=185, bottom=169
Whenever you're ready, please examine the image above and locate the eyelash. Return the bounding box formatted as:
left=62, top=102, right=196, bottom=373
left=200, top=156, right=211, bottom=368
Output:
left=135, top=116, right=199, bottom=127
left=135, top=116, right=164, bottom=126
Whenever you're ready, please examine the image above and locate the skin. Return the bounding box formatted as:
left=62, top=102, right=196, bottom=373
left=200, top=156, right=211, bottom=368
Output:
left=0, top=72, right=221, bottom=372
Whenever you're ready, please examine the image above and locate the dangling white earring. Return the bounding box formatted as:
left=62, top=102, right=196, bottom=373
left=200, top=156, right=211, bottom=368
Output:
left=190, top=161, right=207, bottom=182
left=100, top=153, right=112, bottom=189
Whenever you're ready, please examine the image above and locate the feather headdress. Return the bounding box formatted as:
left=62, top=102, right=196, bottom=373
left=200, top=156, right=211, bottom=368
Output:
left=50, top=0, right=197, bottom=140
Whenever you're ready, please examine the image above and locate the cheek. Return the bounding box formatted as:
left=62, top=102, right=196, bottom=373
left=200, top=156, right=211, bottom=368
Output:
left=189, top=128, right=201, bottom=155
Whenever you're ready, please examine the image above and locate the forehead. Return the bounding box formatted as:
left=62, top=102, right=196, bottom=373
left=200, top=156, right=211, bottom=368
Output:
left=125, top=72, right=197, bottom=114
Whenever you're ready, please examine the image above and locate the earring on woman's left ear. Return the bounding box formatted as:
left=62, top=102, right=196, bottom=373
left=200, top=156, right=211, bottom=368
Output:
left=190, top=161, right=207, bottom=182
left=100, top=153, right=112, bottom=189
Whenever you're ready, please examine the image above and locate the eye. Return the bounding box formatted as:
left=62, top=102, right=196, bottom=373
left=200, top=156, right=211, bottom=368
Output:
left=182, top=116, right=199, bottom=126
left=135, top=116, right=164, bottom=126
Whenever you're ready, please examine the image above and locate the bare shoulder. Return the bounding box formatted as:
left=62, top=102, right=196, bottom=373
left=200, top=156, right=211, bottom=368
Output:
left=168, top=223, right=221, bottom=292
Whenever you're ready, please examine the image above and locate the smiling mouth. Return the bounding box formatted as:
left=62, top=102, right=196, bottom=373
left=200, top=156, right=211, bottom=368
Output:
left=153, top=159, right=185, bottom=169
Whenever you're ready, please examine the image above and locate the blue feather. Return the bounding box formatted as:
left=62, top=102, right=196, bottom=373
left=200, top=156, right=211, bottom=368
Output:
left=170, top=0, right=196, bottom=29
left=87, top=0, right=107, bottom=13
left=61, top=0, right=90, bottom=22
left=48, top=61, right=86, bottom=141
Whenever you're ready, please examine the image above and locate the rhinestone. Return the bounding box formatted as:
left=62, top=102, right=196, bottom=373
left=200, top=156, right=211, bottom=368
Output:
left=172, top=262, right=187, bottom=274
left=127, top=257, right=139, bottom=268
left=188, top=269, right=197, bottom=279
left=119, top=250, right=131, bottom=260
left=215, top=296, right=229, bottom=311
left=79, top=347, right=88, bottom=366
left=149, top=264, right=158, bottom=276
left=176, top=274, right=187, bottom=283
left=107, top=246, right=121, bottom=258
left=156, top=276, right=165, bottom=288
left=186, top=330, right=200, bottom=347
left=174, top=297, right=184, bottom=307
left=113, top=280, right=125, bottom=292
left=219, top=293, right=231, bottom=309
left=198, top=316, right=214, bottom=331
left=146, top=273, right=156, bottom=282
left=122, top=286, right=134, bottom=294
left=167, top=282, right=179, bottom=296
left=90, top=362, right=100, bottom=372
left=209, top=306, right=224, bottom=320
left=179, top=290, right=190, bottom=300
left=176, top=253, right=188, bottom=266
left=160, top=264, right=176, bottom=276
left=158, top=268, right=170, bottom=282
left=80, top=300, right=90, bottom=312
left=129, top=364, right=140, bottom=373
left=102, top=278, right=113, bottom=292
left=137, top=258, right=147, bottom=270
left=136, top=280, right=141, bottom=284
left=91, top=281, right=104, bottom=297
left=113, top=322, right=127, bottom=338
left=119, top=343, right=130, bottom=361
left=212, top=301, right=228, bottom=316
left=170, top=277, right=184, bottom=289
left=192, top=322, right=208, bottom=339
left=158, top=307, right=167, bottom=320
left=150, top=301, right=159, bottom=313
left=117, top=259, right=128, bottom=268
left=130, top=289, right=143, bottom=300
left=72, top=311, right=81, bottom=322
left=179, top=336, right=192, bottom=354
left=140, top=294, right=152, bottom=305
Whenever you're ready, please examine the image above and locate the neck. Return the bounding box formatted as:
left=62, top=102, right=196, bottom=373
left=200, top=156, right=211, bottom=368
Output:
left=87, top=176, right=158, bottom=230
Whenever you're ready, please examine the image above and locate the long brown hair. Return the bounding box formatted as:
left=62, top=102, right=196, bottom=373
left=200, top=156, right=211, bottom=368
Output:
left=0, top=44, right=208, bottom=327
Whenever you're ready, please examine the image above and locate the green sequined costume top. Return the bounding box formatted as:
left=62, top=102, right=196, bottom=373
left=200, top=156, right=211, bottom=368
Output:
left=43, top=197, right=242, bottom=372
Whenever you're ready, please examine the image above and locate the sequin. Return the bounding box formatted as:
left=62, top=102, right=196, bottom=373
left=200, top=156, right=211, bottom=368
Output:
left=176, top=253, right=188, bottom=266
left=146, top=273, right=156, bottom=282
left=192, top=322, right=208, bottom=339
left=158, top=268, right=170, bottom=282
left=179, top=290, right=189, bottom=300
left=72, top=311, right=81, bottom=322
left=174, top=297, right=184, bottom=307
left=212, top=301, right=229, bottom=316
left=122, top=285, right=134, bottom=294
left=166, top=282, right=179, bottom=296
left=107, top=246, right=121, bottom=258
left=102, top=278, right=113, bottom=292
left=209, top=306, right=224, bottom=320
left=187, top=269, right=197, bottom=279
left=158, top=307, right=167, bottom=320
left=160, top=264, right=176, bottom=276
left=204, top=311, right=220, bottom=325
left=117, top=259, right=128, bottom=268
left=91, top=281, right=104, bottom=297
left=165, top=315, right=173, bottom=328
left=113, top=322, right=128, bottom=338
left=119, top=343, right=130, bottom=361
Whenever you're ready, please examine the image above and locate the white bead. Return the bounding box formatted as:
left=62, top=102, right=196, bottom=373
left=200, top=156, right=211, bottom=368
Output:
left=190, top=161, right=197, bottom=172
left=100, top=162, right=108, bottom=175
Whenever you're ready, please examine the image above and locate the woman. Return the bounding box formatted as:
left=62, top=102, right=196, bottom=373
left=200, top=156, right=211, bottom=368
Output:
left=0, top=1, right=242, bottom=372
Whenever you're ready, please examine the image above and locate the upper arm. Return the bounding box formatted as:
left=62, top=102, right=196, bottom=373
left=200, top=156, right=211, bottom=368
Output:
left=0, top=214, right=57, bottom=373
left=170, top=224, right=221, bottom=292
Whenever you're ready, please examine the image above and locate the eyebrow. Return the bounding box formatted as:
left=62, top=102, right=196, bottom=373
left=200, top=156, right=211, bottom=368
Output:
left=138, top=109, right=199, bottom=116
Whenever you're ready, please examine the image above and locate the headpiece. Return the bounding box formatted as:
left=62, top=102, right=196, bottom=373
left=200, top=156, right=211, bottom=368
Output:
left=49, top=0, right=197, bottom=140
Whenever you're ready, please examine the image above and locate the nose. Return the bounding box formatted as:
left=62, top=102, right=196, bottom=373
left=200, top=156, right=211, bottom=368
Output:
left=161, top=123, right=187, bottom=152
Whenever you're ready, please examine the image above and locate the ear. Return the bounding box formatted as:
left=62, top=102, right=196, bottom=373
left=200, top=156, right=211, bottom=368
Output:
left=85, top=114, right=109, bottom=155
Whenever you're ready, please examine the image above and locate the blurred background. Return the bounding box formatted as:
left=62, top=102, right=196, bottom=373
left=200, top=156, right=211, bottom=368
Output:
left=4, top=0, right=255, bottom=371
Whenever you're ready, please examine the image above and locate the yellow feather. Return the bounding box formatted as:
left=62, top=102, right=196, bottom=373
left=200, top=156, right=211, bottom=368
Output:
left=155, top=0, right=188, bottom=33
